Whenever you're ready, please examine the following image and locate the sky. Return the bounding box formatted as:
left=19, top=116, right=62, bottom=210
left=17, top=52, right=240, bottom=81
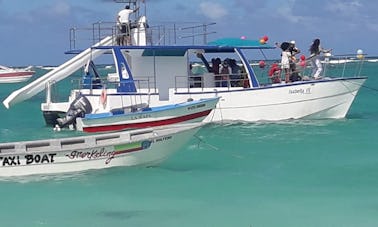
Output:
left=0, top=0, right=378, bottom=66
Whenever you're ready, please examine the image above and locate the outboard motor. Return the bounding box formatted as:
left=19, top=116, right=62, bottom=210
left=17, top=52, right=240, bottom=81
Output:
left=57, top=94, right=92, bottom=128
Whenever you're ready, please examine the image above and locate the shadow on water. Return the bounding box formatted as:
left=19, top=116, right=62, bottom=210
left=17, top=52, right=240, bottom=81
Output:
left=0, top=171, right=90, bottom=183
left=99, top=210, right=144, bottom=220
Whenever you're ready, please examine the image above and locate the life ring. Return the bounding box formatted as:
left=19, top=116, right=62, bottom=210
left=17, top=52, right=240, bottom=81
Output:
left=100, top=88, right=107, bottom=106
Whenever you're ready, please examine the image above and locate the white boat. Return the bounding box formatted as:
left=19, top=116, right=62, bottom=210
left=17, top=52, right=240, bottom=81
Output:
left=0, top=65, right=34, bottom=83
left=71, top=97, right=219, bottom=133
left=0, top=123, right=202, bottom=177
left=2, top=0, right=367, bottom=123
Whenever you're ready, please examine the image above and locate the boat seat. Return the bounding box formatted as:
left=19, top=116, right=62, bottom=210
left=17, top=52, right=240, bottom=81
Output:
left=111, top=103, right=149, bottom=114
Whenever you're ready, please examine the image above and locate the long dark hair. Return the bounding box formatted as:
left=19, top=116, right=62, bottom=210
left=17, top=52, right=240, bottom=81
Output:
left=310, top=39, right=320, bottom=54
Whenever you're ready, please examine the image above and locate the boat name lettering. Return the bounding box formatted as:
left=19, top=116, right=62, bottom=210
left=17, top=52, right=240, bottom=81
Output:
left=289, top=88, right=311, bottom=94
left=155, top=136, right=172, bottom=142
left=131, top=114, right=152, bottom=120
left=0, top=153, right=57, bottom=166
left=65, top=148, right=115, bottom=164
left=187, top=103, right=206, bottom=110
left=25, top=154, right=57, bottom=165
left=0, top=156, right=21, bottom=166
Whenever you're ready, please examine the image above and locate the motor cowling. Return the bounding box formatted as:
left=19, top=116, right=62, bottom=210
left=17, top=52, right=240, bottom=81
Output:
left=57, top=94, right=92, bottom=128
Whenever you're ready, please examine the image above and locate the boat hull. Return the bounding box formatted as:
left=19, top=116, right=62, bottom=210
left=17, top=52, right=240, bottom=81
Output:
left=149, top=77, right=365, bottom=122
left=0, top=71, right=34, bottom=83
left=76, top=97, right=219, bottom=133
left=0, top=123, right=201, bottom=177
left=192, top=77, right=367, bottom=121
left=43, top=111, right=67, bottom=126
left=47, top=77, right=366, bottom=123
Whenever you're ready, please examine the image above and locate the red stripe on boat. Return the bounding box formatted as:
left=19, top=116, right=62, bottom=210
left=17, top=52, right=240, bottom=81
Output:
left=114, top=147, right=143, bottom=155
left=0, top=72, right=33, bottom=77
left=83, top=109, right=211, bottom=133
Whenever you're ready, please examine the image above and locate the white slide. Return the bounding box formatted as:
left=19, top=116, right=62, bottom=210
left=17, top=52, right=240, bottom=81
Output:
left=3, top=36, right=114, bottom=109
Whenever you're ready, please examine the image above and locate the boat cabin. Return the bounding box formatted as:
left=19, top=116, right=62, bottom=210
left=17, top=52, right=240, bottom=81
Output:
left=83, top=40, right=275, bottom=100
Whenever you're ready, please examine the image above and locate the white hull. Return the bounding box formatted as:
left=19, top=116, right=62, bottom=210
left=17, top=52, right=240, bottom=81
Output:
left=0, top=123, right=201, bottom=177
left=0, top=65, right=34, bottom=83
left=172, top=78, right=367, bottom=122
left=51, top=77, right=365, bottom=123
left=0, top=74, right=33, bottom=83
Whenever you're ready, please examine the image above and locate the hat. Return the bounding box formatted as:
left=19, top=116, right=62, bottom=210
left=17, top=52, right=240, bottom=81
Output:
left=290, top=40, right=295, bottom=44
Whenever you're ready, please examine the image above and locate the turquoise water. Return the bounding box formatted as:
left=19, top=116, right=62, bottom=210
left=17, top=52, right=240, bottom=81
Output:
left=0, top=64, right=377, bottom=226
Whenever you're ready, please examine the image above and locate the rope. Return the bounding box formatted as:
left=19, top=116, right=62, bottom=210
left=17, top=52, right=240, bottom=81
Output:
left=194, top=135, right=219, bottom=150
left=208, top=104, right=217, bottom=122
left=340, top=80, right=357, bottom=98
left=217, top=94, right=224, bottom=122
left=360, top=84, right=378, bottom=93
left=194, top=134, right=244, bottom=159
left=212, top=91, right=224, bottom=122
left=345, top=80, right=378, bottom=93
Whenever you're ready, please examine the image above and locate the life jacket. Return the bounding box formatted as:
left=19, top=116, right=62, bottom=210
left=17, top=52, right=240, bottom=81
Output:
left=268, top=63, right=281, bottom=83
left=268, top=63, right=280, bottom=77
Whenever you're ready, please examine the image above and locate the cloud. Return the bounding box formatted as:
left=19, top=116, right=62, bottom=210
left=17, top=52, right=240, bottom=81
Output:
left=276, top=4, right=306, bottom=24
left=325, top=0, right=362, bottom=16
left=199, top=2, right=228, bottom=20
left=49, top=1, right=72, bottom=17
left=232, top=0, right=267, bottom=12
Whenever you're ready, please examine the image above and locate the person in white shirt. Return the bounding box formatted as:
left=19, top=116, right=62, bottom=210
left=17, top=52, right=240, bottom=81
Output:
left=117, top=5, right=139, bottom=45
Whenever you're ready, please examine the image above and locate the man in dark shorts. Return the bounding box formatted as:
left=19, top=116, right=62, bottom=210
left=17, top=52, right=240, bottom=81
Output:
left=117, top=5, right=139, bottom=45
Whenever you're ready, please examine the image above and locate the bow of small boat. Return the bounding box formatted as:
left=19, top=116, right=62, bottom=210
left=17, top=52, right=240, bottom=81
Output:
left=0, top=122, right=204, bottom=177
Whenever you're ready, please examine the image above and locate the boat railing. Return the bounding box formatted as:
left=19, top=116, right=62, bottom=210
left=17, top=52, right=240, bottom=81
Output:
left=174, top=73, right=250, bottom=92
left=320, top=54, right=365, bottom=78
left=72, top=76, right=157, bottom=94
left=67, top=20, right=216, bottom=52
left=69, top=21, right=118, bottom=51
left=255, top=54, right=366, bottom=85
left=45, top=80, right=62, bottom=104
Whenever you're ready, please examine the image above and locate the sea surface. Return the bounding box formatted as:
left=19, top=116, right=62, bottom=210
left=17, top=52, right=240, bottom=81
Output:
left=0, top=63, right=377, bottom=227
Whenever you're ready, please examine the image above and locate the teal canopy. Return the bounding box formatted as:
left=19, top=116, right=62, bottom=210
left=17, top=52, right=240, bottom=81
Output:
left=208, top=38, right=274, bottom=49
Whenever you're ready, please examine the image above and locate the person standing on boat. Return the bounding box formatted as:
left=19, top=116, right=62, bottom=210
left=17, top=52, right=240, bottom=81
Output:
left=309, top=38, right=331, bottom=79
left=117, top=5, right=139, bottom=45
left=288, top=40, right=302, bottom=82
left=212, top=58, right=222, bottom=87
left=289, top=40, right=301, bottom=67
left=278, top=42, right=292, bottom=83
left=219, top=60, right=231, bottom=87
left=289, top=40, right=301, bottom=56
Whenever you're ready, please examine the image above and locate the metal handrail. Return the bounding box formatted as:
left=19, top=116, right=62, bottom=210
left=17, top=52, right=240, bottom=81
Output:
left=68, top=20, right=216, bottom=51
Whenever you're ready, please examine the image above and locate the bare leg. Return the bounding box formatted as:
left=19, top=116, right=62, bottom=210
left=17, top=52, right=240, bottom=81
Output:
left=116, top=36, right=121, bottom=45
left=285, top=68, right=290, bottom=83
left=126, top=35, right=131, bottom=45
left=122, top=35, right=127, bottom=46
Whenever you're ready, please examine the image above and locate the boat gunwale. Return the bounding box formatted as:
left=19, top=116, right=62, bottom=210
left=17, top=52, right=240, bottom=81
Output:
left=84, top=97, right=220, bottom=119
left=171, top=76, right=368, bottom=95
left=0, top=123, right=202, bottom=154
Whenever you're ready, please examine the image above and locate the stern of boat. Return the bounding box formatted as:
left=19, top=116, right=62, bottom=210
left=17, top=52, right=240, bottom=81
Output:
left=41, top=102, right=70, bottom=126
